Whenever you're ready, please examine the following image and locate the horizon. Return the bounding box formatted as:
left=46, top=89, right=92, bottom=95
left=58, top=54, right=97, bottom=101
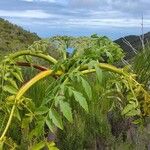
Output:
left=1, top=0, right=150, bottom=40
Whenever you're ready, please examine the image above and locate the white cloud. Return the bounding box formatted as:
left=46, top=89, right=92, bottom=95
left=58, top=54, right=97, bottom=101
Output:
left=22, top=0, right=58, bottom=3
left=69, top=0, right=101, bottom=8
left=10, top=17, right=150, bottom=28
left=0, top=10, right=53, bottom=18
left=2, top=0, right=150, bottom=29
left=61, top=18, right=150, bottom=28
left=38, top=0, right=57, bottom=2
left=22, top=0, right=34, bottom=2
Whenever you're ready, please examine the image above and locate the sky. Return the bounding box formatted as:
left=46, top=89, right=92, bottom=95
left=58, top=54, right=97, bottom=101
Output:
left=0, top=0, right=150, bottom=39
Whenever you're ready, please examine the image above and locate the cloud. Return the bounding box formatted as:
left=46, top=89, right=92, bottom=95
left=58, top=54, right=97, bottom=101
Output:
left=38, top=0, right=57, bottom=2
left=22, top=0, right=55, bottom=2
left=69, top=0, right=101, bottom=8
left=8, top=16, right=150, bottom=28
left=0, top=10, right=52, bottom=18
left=21, top=0, right=63, bottom=3
left=65, top=18, right=146, bottom=28
left=22, top=0, right=34, bottom=2
left=1, top=0, right=150, bottom=39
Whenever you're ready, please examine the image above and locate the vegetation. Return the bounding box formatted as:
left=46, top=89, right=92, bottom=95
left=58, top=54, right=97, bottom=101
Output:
left=0, top=18, right=40, bottom=57
left=115, top=32, right=150, bottom=59
left=0, top=34, right=149, bottom=150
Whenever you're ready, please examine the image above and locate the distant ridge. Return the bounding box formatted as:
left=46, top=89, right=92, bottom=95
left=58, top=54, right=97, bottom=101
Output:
left=1, top=17, right=150, bottom=60
left=115, top=32, right=150, bottom=59
left=0, top=18, right=40, bottom=56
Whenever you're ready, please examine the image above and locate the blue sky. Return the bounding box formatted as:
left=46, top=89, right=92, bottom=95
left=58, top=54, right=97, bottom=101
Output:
left=0, top=0, right=150, bottom=39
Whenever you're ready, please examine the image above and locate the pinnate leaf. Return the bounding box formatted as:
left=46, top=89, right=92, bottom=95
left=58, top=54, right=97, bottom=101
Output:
left=73, top=91, right=89, bottom=112
left=59, top=101, right=73, bottom=123
left=49, top=108, right=63, bottom=130
left=81, top=77, right=92, bottom=100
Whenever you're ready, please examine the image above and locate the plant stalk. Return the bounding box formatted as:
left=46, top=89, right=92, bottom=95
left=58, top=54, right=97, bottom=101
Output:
left=0, top=70, right=63, bottom=141
left=16, top=62, right=48, bottom=71
left=9, top=50, right=58, bottom=64
left=81, top=63, right=125, bottom=76
left=1, top=61, right=147, bottom=141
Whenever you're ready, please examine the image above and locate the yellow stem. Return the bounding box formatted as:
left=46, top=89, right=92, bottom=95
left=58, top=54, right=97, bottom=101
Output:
left=98, top=63, right=125, bottom=75
left=16, top=70, right=53, bottom=100
left=9, top=50, right=58, bottom=64
left=80, top=63, right=125, bottom=76
left=0, top=105, right=16, bottom=141
left=0, top=70, right=63, bottom=141
left=81, top=69, right=96, bottom=74
left=0, top=62, right=142, bottom=141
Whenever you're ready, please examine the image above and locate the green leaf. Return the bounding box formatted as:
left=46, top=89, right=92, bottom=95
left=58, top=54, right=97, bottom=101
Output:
left=14, top=108, right=21, bottom=121
left=0, top=141, right=4, bottom=150
left=106, top=51, right=113, bottom=63
left=73, top=91, right=89, bottom=112
left=3, top=85, right=17, bottom=94
left=67, top=87, right=74, bottom=97
left=35, top=106, right=49, bottom=115
left=11, top=71, right=23, bottom=82
left=46, top=141, right=59, bottom=150
left=49, top=108, right=63, bottom=130
left=126, top=109, right=141, bottom=117
left=7, top=78, right=18, bottom=89
left=46, top=117, right=56, bottom=133
left=59, top=101, right=73, bottom=123
left=121, top=103, right=136, bottom=115
left=31, top=141, right=45, bottom=150
left=81, top=77, right=92, bottom=100
left=132, top=118, right=143, bottom=125
left=48, top=147, right=59, bottom=150
left=29, top=119, right=45, bottom=139
left=54, top=95, right=65, bottom=107
left=87, top=60, right=97, bottom=69
left=22, top=117, right=32, bottom=128
left=15, top=68, right=24, bottom=81
left=95, top=66, right=102, bottom=84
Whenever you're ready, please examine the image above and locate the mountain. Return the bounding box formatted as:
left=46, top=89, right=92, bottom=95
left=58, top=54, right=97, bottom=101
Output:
left=115, top=32, right=150, bottom=59
left=0, top=18, right=40, bottom=56
left=1, top=17, right=150, bottom=60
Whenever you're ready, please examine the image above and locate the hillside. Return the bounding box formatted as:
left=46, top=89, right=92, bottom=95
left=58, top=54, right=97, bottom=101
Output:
left=115, top=32, right=150, bottom=59
left=1, top=17, right=149, bottom=61
left=0, top=18, right=40, bottom=56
